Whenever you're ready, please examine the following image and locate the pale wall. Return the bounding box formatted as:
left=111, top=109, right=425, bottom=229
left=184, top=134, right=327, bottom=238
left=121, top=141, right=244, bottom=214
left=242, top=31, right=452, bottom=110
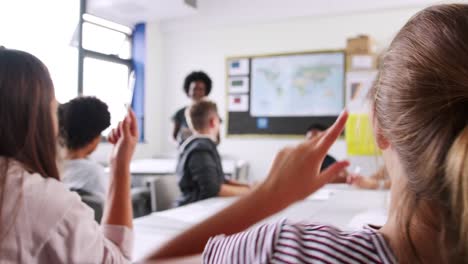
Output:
left=95, top=6, right=426, bottom=180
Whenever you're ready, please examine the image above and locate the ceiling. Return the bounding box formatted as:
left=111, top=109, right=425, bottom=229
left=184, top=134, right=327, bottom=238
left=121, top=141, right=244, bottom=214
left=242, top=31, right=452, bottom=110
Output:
left=88, top=0, right=449, bottom=29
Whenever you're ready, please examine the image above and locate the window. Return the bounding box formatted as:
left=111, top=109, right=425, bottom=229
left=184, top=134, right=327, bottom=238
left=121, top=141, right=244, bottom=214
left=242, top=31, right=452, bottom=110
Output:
left=83, top=57, right=131, bottom=135
left=0, top=0, right=79, bottom=103
left=79, top=14, right=135, bottom=137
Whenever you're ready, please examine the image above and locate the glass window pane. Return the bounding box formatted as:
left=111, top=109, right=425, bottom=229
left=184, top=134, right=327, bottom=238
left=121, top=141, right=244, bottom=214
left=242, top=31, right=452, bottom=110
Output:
left=83, top=57, right=130, bottom=136
left=1, top=1, right=79, bottom=103
left=82, top=22, right=130, bottom=58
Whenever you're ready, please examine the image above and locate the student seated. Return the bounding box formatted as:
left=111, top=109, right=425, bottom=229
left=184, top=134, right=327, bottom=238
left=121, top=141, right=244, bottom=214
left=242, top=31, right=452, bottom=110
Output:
left=58, top=96, right=111, bottom=202
left=0, top=48, right=138, bottom=262
left=176, top=100, right=251, bottom=206
left=148, top=4, right=468, bottom=263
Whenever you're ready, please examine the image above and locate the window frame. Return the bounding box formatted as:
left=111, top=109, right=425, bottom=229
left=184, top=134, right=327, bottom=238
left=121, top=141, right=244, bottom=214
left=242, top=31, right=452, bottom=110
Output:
left=77, top=0, right=144, bottom=141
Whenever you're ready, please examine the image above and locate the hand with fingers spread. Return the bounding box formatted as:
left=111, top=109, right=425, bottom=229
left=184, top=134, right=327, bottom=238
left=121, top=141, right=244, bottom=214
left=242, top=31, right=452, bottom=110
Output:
left=262, top=110, right=350, bottom=205
left=108, top=109, right=139, bottom=167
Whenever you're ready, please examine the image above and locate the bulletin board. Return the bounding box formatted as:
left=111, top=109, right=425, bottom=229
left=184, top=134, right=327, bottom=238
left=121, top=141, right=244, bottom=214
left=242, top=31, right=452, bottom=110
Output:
left=225, top=50, right=346, bottom=136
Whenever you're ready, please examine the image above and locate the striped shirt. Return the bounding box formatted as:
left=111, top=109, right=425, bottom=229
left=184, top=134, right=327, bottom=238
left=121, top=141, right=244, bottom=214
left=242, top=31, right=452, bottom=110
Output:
left=203, top=219, right=396, bottom=264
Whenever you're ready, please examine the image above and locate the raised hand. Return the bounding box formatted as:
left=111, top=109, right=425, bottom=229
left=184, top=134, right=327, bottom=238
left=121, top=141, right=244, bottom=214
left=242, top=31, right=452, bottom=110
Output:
left=107, top=109, right=139, bottom=167
left=262, top=111, right=350, bottom=205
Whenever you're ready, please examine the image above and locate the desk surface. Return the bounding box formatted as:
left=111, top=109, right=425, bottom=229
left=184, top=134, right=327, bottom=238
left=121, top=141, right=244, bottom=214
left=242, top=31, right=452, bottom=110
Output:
left=130, top=158, right=236, bottom=175
left=132, top=184, right=389, bottom=260
left=105, top=158, right=236, bottom=175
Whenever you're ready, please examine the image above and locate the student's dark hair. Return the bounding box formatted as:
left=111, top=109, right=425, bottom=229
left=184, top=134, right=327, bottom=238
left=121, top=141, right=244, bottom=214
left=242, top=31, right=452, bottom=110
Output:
left=183, top=71, right=212, bottom=96
left=370, top=4, right=468, bottom=263
left=58, top=96, right=111, bottom=150
left=0, top=49, right=60, bottom=239
left=186, top=100, right=218, bottom=132
left=306, top=124, right=327, bottom=133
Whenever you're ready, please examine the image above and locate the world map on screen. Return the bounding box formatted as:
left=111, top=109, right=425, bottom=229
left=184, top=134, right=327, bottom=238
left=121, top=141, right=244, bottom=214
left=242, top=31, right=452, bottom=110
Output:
left=250, top=52, right=345, bottom=117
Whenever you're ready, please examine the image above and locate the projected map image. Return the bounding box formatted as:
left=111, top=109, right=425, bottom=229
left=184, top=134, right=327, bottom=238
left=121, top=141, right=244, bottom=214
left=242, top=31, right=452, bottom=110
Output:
left=250, top=53, right=344, bottom=117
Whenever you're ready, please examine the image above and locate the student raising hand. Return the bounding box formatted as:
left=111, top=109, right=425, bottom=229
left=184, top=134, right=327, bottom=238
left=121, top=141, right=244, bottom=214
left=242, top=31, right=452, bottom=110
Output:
left=102, top=109, right=139, bottom=229
left=147, top=110, right=349, bottom=261
left=108, top=108, right=139, bottom=166
left=262, top=110, right=349, bottom=205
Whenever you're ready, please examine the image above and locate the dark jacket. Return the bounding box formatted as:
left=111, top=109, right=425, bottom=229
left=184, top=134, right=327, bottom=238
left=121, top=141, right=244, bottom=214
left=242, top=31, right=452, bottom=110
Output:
left=176, top=136, right=225, bottom=206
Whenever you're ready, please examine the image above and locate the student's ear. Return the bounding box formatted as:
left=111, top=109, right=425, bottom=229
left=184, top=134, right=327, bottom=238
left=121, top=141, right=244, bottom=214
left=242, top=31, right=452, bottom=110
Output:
left=208, top=116, right=216, bottom=128
left=375, top=129, right=390, bottom=150
left=375, top=126, right=390, bottom=150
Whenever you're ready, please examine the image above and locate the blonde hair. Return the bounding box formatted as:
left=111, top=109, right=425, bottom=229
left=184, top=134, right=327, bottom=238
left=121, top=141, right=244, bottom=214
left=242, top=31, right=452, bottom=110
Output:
left=371, top=4, right=468, bottom=263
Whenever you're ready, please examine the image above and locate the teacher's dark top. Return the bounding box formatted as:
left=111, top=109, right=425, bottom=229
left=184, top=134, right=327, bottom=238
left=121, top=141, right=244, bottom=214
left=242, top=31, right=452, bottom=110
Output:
left=172, top=107, right=192, bottom=144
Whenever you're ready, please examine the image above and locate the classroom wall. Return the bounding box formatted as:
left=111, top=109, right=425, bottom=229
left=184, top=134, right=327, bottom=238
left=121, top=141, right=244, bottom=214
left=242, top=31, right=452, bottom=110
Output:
left=143, top=6, right=425, bottom=181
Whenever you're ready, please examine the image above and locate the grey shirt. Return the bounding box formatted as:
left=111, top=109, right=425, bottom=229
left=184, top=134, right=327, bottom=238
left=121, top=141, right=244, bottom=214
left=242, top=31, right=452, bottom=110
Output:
left=61, top=159, right=108, bottom=202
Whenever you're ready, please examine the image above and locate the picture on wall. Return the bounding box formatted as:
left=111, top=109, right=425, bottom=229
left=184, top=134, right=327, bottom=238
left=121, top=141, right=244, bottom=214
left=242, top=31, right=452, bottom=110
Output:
left=250, top=52, right=345, bottom=117
left=226, top=50, right=346, bottom=136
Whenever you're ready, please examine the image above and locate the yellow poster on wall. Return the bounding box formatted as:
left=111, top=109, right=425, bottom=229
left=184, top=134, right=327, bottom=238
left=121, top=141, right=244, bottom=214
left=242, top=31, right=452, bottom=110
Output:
left=346, top=113, right=380, bottom=156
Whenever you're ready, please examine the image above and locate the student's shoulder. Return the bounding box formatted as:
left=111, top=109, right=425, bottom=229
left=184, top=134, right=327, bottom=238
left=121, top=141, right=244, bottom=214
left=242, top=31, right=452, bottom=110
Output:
left=273, top=221, right=395, bottom=263
left=22, top=168, right=82, bottom=216
left=8, top=162, right=85, bottom=239
left=65, top=159, right=105, bottom=174
left=185, top=137, right=217, bottom=153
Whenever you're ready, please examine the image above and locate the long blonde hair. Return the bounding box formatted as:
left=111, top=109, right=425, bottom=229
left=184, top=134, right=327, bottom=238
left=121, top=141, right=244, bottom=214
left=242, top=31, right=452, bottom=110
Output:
left=371, top=4, right=468, bottom=263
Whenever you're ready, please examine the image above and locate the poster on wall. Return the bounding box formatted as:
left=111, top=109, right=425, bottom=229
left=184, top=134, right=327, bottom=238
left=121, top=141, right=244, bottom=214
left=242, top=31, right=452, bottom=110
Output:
left=228, top=76, right=250, bottom=94
left=228, top=94, right=249, bottom=112
left=227, top=58, right=249, bottom=76
left=346, top=71, right=378, bottom=112
left=250, top=52, right=345, bottom=117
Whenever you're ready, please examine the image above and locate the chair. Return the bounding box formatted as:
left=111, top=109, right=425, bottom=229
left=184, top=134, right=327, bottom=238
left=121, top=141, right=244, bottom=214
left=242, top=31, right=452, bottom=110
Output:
left=131, top=186, right=152, bottom=217
left=73, top=187, right=152, bottom=221
left=146, top=175, right=181, bottom=211
left=235, top=159, right=250, bottom=182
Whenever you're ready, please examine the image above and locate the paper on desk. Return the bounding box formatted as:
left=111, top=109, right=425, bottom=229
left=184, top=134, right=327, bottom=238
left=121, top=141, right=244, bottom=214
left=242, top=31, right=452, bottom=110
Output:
left=306, top=189, right=334, bottom=201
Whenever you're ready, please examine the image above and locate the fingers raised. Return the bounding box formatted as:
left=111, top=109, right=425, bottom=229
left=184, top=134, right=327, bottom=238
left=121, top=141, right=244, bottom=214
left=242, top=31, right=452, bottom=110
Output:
left=108, top=131, right=116, bottom=144
left=315, top=110, right=348, bottom=154
left=316, top=160, right=350, bottom=186
left=127, top=108, right=138, bottom=138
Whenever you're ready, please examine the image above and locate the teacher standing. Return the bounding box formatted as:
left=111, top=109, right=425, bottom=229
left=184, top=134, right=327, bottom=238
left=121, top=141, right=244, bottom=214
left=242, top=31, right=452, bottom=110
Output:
left=172, top=71, right=212, bottom=145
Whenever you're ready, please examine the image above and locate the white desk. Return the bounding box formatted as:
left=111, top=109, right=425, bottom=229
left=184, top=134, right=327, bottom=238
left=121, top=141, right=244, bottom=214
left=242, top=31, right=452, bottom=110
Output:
left=123, top=158, right=236, bottom=176
left=132, top=184, right=389, bottom=261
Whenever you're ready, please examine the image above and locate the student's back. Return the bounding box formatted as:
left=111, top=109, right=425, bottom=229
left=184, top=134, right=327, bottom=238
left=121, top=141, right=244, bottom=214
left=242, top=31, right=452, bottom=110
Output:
left=0, top=48, right=138, bottom=263
left=0, top=159, right=128, bottom=263
left=58, top=96, right=111, bottom=201
left=175, top=100, right=250, bottom=206
left=176, top=135, right=224, bottom=206
left=62, top=158, right=108, bottom=201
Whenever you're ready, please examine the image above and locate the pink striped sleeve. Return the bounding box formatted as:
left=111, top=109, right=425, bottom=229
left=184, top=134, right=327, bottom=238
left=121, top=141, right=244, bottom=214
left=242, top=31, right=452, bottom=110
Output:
left=202, top=220, right=285, bottom=264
